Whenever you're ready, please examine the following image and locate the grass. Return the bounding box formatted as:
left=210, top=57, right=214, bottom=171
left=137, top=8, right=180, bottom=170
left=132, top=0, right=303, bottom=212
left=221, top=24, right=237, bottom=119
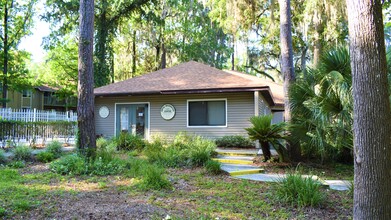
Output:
left=0, top=160, right=353, bottom=219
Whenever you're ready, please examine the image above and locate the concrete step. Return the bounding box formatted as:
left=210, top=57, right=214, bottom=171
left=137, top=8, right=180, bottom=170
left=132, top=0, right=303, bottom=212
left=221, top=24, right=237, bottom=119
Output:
left=212, top=158, right=253, bottom=165
left=216, top=148, right=258, bottom=156
left=216, top=155, right=255, bottom=161
left=220, top=163, right=264, bottom=176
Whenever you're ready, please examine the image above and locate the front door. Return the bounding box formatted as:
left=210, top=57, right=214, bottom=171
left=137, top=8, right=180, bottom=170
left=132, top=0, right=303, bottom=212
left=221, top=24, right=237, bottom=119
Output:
left=116, top=104, right=149, bottom=138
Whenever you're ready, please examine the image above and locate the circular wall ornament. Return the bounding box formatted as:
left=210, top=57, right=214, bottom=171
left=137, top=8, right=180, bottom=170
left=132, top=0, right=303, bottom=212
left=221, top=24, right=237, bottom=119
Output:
left=160, top=104, right=176, bottom=120
left=99, top=106, right=110, bottom=118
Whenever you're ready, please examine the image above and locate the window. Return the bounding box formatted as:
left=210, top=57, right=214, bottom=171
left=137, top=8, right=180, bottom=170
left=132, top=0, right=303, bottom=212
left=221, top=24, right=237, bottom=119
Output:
left=22, top=90, right=32, bottom=98
left=188, top=99, right=226, bottom=126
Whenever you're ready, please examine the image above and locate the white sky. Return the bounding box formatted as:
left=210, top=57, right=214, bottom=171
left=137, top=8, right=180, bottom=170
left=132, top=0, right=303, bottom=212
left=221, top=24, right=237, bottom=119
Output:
left=18, top=1, right=50, bottom=63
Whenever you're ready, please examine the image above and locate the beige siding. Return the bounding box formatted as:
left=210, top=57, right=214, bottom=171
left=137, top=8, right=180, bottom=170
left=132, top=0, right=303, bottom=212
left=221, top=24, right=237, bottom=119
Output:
left=258, top=95, right=271, bottom=115
left=95, top=92, right=255, bottom=140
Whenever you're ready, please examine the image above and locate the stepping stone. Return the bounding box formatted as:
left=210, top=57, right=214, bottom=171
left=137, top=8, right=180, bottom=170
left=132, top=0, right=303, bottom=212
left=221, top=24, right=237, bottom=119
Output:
left=324, top=180, right=352, bottom=191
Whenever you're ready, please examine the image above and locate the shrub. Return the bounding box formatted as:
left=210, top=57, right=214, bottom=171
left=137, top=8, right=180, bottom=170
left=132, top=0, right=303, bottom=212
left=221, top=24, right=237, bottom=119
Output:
left=205, top=160, right=222, bottom=175
left=127, top=158, right=171, bottom=190
left=144, top=132, right=216, bottom=168
left=36, top=151, right=55, bottom=163
left=115, top=132, right=146, bottom=151
left=0, top=149, right=7, bottom=165
left=50, top=154, right=87, bottom=175
left=46, top=141, right=63, bottom=158
left=274, top=173, right=325, bottom=207
left=90, top=157, right=128, bottom=176
left=96, top=137, right=109, bottom=149
left=13, top=145, right=32, bottom=161
left=7, top=160, right=26, bottom=168
left=215, top=135, right=254, bottom=148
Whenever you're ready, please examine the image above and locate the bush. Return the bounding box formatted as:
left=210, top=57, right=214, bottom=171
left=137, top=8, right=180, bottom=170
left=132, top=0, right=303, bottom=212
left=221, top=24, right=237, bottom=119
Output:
left=115, top=132, right=146, bottom=151
left=36, top=151, right=55, bottom=163
left=127, top=158, right=171, bottom=190
left=50, top=154, right=87, bottom=175
left=274, top=173, right=325, bottom=207
left=215, top=135, right=254, bottom=148
left=90, top=157, right=128, bottom=176
left=13, top=145, right=32, bottom=161
left=0, top=149, right=6, bottom=165
left=46, top=141, right=63, bottom=158
left=205, top=160, right=222, bottom=175
left=144, top=132, right=216, bottom=168
left=7, top=160, right=26, bottom=168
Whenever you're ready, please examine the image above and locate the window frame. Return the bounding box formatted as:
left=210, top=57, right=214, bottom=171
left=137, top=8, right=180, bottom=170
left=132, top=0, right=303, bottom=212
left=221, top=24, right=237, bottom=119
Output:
left=187, top=98, right=228, bottom=128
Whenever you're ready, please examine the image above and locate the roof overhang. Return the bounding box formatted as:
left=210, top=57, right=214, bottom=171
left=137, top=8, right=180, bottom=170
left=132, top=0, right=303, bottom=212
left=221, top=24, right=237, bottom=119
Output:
left=95, top=86, right=282, bottom=107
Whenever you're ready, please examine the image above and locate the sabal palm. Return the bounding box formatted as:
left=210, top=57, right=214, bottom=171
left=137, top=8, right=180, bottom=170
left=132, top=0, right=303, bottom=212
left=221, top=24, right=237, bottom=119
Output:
left=290, top=46, right=353, bottom=163
left=245, top=115, right=287, bottom=162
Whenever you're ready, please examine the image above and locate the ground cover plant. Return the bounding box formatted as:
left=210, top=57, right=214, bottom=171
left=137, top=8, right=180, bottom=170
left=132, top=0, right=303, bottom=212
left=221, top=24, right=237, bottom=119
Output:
left=215, top=135, right=254, bottom=148
left=0, top=161, right=353, bottom=219
left=13, top=145, right=32, bottom=161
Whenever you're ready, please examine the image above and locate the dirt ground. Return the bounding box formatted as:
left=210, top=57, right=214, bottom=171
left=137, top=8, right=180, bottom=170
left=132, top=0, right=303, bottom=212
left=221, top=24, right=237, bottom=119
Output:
left=10, top=163, right=352, bottom=220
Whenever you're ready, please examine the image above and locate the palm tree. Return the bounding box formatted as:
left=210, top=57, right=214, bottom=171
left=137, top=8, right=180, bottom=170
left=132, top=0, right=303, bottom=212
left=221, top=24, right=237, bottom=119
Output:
left=289, top=46, right=353, bottom=163
left=245, top=115, right=288, bottom=162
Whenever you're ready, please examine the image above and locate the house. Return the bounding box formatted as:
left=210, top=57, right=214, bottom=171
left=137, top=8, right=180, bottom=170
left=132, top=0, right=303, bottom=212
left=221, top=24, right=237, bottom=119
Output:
left=5, top=85, right=77, bottom=111
left=94, top=61, right=284, bottom=140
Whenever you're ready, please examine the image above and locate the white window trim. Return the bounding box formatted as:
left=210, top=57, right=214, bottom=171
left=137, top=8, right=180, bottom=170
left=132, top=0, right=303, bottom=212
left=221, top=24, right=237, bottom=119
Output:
left=114, top=102, right=151, bottom=140
left=187, top=98, right=228, bottom=128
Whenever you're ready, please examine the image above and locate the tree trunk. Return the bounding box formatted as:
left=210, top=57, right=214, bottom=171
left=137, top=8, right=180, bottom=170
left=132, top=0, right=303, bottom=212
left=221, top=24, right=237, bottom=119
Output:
left=346, top=0, right=391, bottom=219
left=132, top=30, right=136, bottom=76
left=161, top=41, right=166, bottom=69
left=231, top=36, right=235, bottom=70
left=279, top=0, right=301, bottom=161
left=77, top=0, right=96, bottom=158
left=2, top=2, right=9, bottom=108
left=260, top=142, right=272, bottom=162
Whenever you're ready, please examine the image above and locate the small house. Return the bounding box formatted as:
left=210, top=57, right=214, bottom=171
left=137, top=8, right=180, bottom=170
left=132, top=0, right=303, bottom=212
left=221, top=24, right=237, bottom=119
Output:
left=94, top=61, right=284, bottom=140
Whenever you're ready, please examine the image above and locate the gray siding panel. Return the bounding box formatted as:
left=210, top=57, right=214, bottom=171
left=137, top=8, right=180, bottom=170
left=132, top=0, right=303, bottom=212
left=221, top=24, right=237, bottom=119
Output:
left=95, top=92, right=255, bottom=139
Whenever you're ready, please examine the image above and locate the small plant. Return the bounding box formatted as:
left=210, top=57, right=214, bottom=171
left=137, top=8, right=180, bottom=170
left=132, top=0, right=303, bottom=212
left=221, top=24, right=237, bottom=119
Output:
left=36, top=151, right=55, bottom=163
left=205, top=160, right=222, bottom=175
left=96, top=137, right=109, bottom=149
left=7, top=160, right=26, bottom=168
left=0, top=207, right=6, bottom=218
left=188, top=136, right=216, bottom=166
left=13, top=145, right=32, bottom=161
left=215, top=135, right=254, bottom=148
left=274, top=173, right=325, bottom=207
left=115, top=132, right=146, bottom=151
left=46, top=141, right=63, bottom=158
left=50, top=154, right=87, bottom=175
left=0, top=149, right=7, bottom=165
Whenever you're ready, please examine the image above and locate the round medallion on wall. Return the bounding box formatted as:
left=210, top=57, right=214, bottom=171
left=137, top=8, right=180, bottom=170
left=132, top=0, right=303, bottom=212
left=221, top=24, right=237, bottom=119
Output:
left=99, top=106, right=110, bottom=118
left=160, top=104, right=176, bottom=120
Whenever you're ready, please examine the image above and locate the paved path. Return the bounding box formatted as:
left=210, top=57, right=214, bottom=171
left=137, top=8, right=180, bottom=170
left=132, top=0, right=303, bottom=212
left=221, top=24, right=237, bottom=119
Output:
left=215, top=148, right=351, bottom=191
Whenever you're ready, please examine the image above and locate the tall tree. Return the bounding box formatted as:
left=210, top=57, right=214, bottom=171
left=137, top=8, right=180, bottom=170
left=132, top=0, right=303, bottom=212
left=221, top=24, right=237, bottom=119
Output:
left=0, top=0, right=36, bottom=107
left=279, top=0, right=300, bottom=161
left=77, top=0, right=96, bottom=157
left=346, top=0, right=391, bottom=218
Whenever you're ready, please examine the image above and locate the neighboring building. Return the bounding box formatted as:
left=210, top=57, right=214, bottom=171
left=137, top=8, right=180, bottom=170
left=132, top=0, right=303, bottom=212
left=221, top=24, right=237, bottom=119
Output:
left=94, top=61, right=284, bottom=140
left=5, top=85, right=76, bottom=111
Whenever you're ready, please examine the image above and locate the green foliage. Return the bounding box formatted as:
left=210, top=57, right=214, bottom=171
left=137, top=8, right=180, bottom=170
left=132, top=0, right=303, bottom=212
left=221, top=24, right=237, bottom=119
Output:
left=245, top=115, right=288, bottom=162
left=290, top=47, right=353, bottom=163
left=0, top=149, right=6, bottom=165
left=144, top=132, right=216, bottom=168
left=215, top=135, right=254, bottom=148
left=13, top=145, right=32, bottom=161
left=7, top=160, right=26, bottom=168
left=46, top=141, right=63, bottom=158
left=274, top=173, right=325, bottom=207
left=115, top=132, right=146, bottom=151
left=126, top=158, right=171, bottom=190
left=205, top=160, right=222, bottom=175
left=49, top=154, right=87, bottom=175
left=36, top=151, right=55, bottom=163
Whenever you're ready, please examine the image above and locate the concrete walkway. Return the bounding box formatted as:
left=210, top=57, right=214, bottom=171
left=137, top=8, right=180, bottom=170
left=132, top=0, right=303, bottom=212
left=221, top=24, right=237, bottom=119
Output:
left=215, top=148, right=351, bottom=191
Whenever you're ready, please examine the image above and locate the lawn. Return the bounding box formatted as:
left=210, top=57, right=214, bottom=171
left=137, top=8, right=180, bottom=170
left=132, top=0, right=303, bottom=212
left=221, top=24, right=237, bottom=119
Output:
left=0, top=160, right=352, bottom=219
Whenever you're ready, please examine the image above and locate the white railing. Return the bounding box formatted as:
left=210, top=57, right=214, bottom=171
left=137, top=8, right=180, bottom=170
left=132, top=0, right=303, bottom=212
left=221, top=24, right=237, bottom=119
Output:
left=0, top=108, right=77, bottom=122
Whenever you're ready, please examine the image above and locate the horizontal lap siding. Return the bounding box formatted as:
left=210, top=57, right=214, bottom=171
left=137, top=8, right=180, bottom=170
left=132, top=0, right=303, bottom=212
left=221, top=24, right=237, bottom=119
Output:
left=95, top=92, right=255, bottom=139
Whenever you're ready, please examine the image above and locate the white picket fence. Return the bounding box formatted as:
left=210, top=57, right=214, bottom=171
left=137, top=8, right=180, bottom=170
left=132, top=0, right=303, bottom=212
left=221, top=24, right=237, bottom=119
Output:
left=0, top=108, right=77, bottom=122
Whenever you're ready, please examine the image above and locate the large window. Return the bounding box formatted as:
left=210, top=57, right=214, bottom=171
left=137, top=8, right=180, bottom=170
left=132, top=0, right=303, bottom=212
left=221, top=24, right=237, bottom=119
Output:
left=188, top=99, right=226, bottom=126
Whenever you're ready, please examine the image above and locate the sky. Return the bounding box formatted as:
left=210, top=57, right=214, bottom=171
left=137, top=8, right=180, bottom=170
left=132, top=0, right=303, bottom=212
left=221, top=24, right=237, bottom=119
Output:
left=18, top=1, right=50, bottom=63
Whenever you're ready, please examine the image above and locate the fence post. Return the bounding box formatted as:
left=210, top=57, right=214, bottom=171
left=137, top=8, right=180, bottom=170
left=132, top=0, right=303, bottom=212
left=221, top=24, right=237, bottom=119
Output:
left=33, top=108, right=36, bottom=122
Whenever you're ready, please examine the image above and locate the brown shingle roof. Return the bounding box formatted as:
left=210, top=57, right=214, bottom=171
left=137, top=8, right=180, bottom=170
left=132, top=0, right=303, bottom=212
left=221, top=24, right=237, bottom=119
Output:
left=94, top=61, right=284, bottom=106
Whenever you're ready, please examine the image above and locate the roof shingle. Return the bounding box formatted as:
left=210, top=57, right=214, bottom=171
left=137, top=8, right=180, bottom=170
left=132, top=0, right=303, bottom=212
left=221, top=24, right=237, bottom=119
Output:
left=94, top=61, right=283, bottom=106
